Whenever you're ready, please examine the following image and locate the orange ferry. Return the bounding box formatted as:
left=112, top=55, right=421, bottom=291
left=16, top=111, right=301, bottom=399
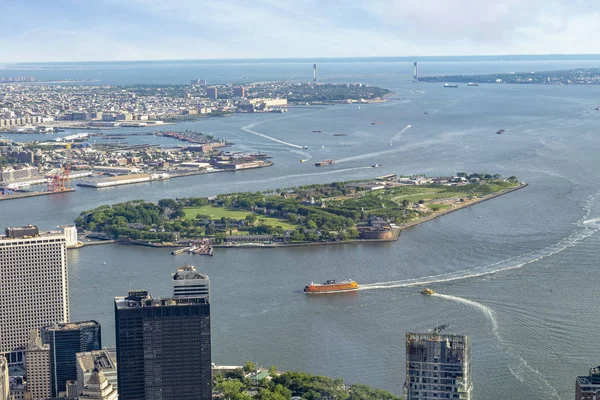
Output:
left=303, top=279, right=359, bottom=294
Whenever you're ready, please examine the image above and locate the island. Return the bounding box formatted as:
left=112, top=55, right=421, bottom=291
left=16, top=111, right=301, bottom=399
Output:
left=213, top=362, right=402, bottom=400
left=419, top=67, right=600, bottom=85
left=75, top=173, right=525, bottom=250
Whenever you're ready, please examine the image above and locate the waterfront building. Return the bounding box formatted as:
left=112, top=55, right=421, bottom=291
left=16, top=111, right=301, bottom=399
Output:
left=576, top=365, right=600, bottom=399
left=172, top=265, right=210, bottom=299
left=206, top=87, right=218, bottom=100
left=78, top=368, right=118, bottom=400
left=0, top=226, right=69, bottom=364
left=76, top=349, right=118, bottom=395
left=24, top=330, right=51, bottom=400
left=0, top=356, right=8, bottom=400
left=115, top=289, right=211, bottom=400
left=233, top=87, right=246, bottom=98
left=405, top=332, right=472, bottom=400
left=41, top=321, right=102, bottom=397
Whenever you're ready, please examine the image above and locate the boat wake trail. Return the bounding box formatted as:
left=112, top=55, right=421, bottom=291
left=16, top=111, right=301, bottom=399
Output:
left=433, top=293, right=560, bottom=399
left=359, top=219, right=597, bottom=291
left=390, top=124, right=412, bottom=145
left=241, top=122, right=304, bottom=149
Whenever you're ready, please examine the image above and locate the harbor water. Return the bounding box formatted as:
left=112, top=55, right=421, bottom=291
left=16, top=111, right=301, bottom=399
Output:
left=3, top=59, right=600, bottom=399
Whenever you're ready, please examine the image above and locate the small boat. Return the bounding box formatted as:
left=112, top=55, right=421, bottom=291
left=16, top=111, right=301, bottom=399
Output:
left=333, top=133, right=347, bottom=137
left=424, top=111, right=428, bottom=114
left=467, top=82, right=479, bottom=86
left=321, top=145, right=325, bottom=149
left=421, top=288, right=435, bottom=295
left=371, top=122, right=384, bottom=125
left=300, top=159, right=308, bottom=163
left=315, top=159, right=334, bottom=167
left=303, top=146, right=309, bottom=149
left=372, top=163, right=382, bottom=168
left=444, top=83, right=458, bottom=88
left=304, top=279, right=359, bottom=293
left=312, top=130, right=322, bottom=133
left=496, top=129, right=505, bottom=135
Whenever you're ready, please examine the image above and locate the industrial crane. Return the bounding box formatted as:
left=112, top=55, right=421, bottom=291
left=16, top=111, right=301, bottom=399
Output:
left=47, top=143, right=71, bottom=192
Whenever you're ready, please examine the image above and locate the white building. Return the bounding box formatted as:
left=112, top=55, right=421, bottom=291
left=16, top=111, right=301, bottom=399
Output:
left=76, top=350, right=118, bottom=395
left=24, top=330, right=51, bottom=400
left=78, top=369, right=118, bottom=400
left=172, top=265, right=210, bottom=299
left=0, top=356, right=8, bottom=400
left=0, top=226, right=69, bottom=363
left=59, top=225, right=79, bottom=248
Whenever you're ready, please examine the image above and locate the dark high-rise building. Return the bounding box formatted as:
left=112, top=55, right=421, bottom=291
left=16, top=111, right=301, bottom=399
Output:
left=41, top=321, right=101, bottom=397
left=233, top=87, right=246, bottom=98
left=576, top=365, right=600, bottom=400
left=114, top=289, right=211, bottom=400
left=206, top=87, right=218, bottom=100
left=405, top=331, right=472, bottom=400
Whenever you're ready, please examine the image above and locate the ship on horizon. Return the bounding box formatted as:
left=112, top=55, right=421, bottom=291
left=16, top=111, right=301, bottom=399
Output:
left=444, top=83, right=458, bottom=88
left=304, top=279, right=359, bottom=294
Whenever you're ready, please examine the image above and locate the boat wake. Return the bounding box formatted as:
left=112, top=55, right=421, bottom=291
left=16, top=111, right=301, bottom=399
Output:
left=359, top=215, right=597, bottom=291
left=241, top=122, right=304, bottom=149
left=433, top=293, right=560, bottom=399
left=390, top=124, right=412, bottom=145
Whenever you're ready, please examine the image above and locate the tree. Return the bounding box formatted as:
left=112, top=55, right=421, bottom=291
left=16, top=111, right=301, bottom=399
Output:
left=402, top=199, right=409, bottom=207
left=243, top=361, right=256, bottom=374
left=507, top=176, right=518, bottom=182
left=245, top=214, right=257, bottom=224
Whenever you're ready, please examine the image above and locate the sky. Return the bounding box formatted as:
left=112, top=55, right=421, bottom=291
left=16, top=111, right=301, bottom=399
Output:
left=2, top=0, right=600, bottom=63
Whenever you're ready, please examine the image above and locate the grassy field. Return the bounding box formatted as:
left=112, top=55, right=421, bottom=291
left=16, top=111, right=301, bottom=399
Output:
left=184, top=206, right=296, bottom=230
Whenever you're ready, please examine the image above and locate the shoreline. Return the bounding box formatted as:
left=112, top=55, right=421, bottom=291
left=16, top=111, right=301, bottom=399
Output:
left=79, top=182, right=527, bottom=250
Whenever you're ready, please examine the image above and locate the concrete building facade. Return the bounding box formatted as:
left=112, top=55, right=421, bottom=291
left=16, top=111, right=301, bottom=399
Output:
left=78, top=368, right=118, bottom=400
left=0, top=226, right=69, bottom=364
left=24, top=330, right=51, bottom=400
left=405, top=332, right=472, bottom=400
left=0, top=356, right=8, bottom=400
left=76, top=350, right=118, bottom=395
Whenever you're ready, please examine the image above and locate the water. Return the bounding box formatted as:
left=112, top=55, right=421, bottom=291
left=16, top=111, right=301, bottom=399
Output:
left=4, top=59, right=600, bottom=399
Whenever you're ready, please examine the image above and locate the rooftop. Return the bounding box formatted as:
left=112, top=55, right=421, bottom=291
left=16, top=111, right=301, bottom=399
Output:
left=173, top=265, right=209, bottom=281
left=115, top=290, right=208, bottom=309
left=76, top=349, right=117, bottom=372
left=43, top=320, right=100, bottom=331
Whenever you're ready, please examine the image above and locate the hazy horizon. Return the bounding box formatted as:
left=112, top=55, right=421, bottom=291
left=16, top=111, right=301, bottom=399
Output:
left=4, top=0, right=600, bottom=63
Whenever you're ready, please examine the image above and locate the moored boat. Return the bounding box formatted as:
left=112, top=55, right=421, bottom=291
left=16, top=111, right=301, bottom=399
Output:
left=304, top=279, right=359, bottom=293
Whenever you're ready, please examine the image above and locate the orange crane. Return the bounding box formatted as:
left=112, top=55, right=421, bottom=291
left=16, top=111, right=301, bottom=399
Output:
left=47, top=143, right=71, bottom=192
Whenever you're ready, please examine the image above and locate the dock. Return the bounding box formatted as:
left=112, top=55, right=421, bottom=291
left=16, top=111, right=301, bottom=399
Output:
left=0, top=189, right=75, bottom=201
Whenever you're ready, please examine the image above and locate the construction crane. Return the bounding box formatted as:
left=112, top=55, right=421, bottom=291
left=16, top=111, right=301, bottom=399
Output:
left=47, top=143, right=71, bottom=192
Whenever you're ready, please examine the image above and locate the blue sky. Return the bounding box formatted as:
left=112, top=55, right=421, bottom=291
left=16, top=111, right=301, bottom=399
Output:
left=2, top=0, right=599, bottom=62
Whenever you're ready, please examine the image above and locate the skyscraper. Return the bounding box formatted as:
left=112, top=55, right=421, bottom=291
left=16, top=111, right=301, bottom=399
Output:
left=233, top=87, right=246, bottom=98
left=206, top=87, right=218, bottom=100
left=405, top=331, right=472, bottom=400
left=173, top=265, right=210, bottom=299
left=76, top=349, right=118, bottom=395
left=0, top=226, right=69, bottom=364
left=115, top=289, right=212, bottom=400
left=313, top=63, right=318, bottom=83
left=24, top=330, right=51, bottom=400
left=42, top=321, right=102, bottom=397
left=576, top=365, right=600, bottom=399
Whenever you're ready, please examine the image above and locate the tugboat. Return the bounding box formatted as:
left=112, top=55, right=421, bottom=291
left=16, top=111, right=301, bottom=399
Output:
left=304, top=279, right=359, bottom=293
left=421, top=288, right=435, bottom=295
left=496, top=129, right=505, bottom=135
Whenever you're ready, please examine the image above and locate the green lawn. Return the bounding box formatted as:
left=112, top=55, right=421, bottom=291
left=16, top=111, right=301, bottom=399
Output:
left=184, top=206, right=296, bottom=230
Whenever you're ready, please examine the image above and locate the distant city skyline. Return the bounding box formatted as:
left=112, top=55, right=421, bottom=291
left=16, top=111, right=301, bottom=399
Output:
left=2, top=0, right=600, bottom=63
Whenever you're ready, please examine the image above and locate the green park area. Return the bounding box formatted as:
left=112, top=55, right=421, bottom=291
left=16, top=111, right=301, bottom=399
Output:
left=184, top=205, right=297, bottom=231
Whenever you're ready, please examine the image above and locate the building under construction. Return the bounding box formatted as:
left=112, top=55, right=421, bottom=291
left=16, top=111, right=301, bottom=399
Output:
left=405, top=330, right=472, bottom=400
